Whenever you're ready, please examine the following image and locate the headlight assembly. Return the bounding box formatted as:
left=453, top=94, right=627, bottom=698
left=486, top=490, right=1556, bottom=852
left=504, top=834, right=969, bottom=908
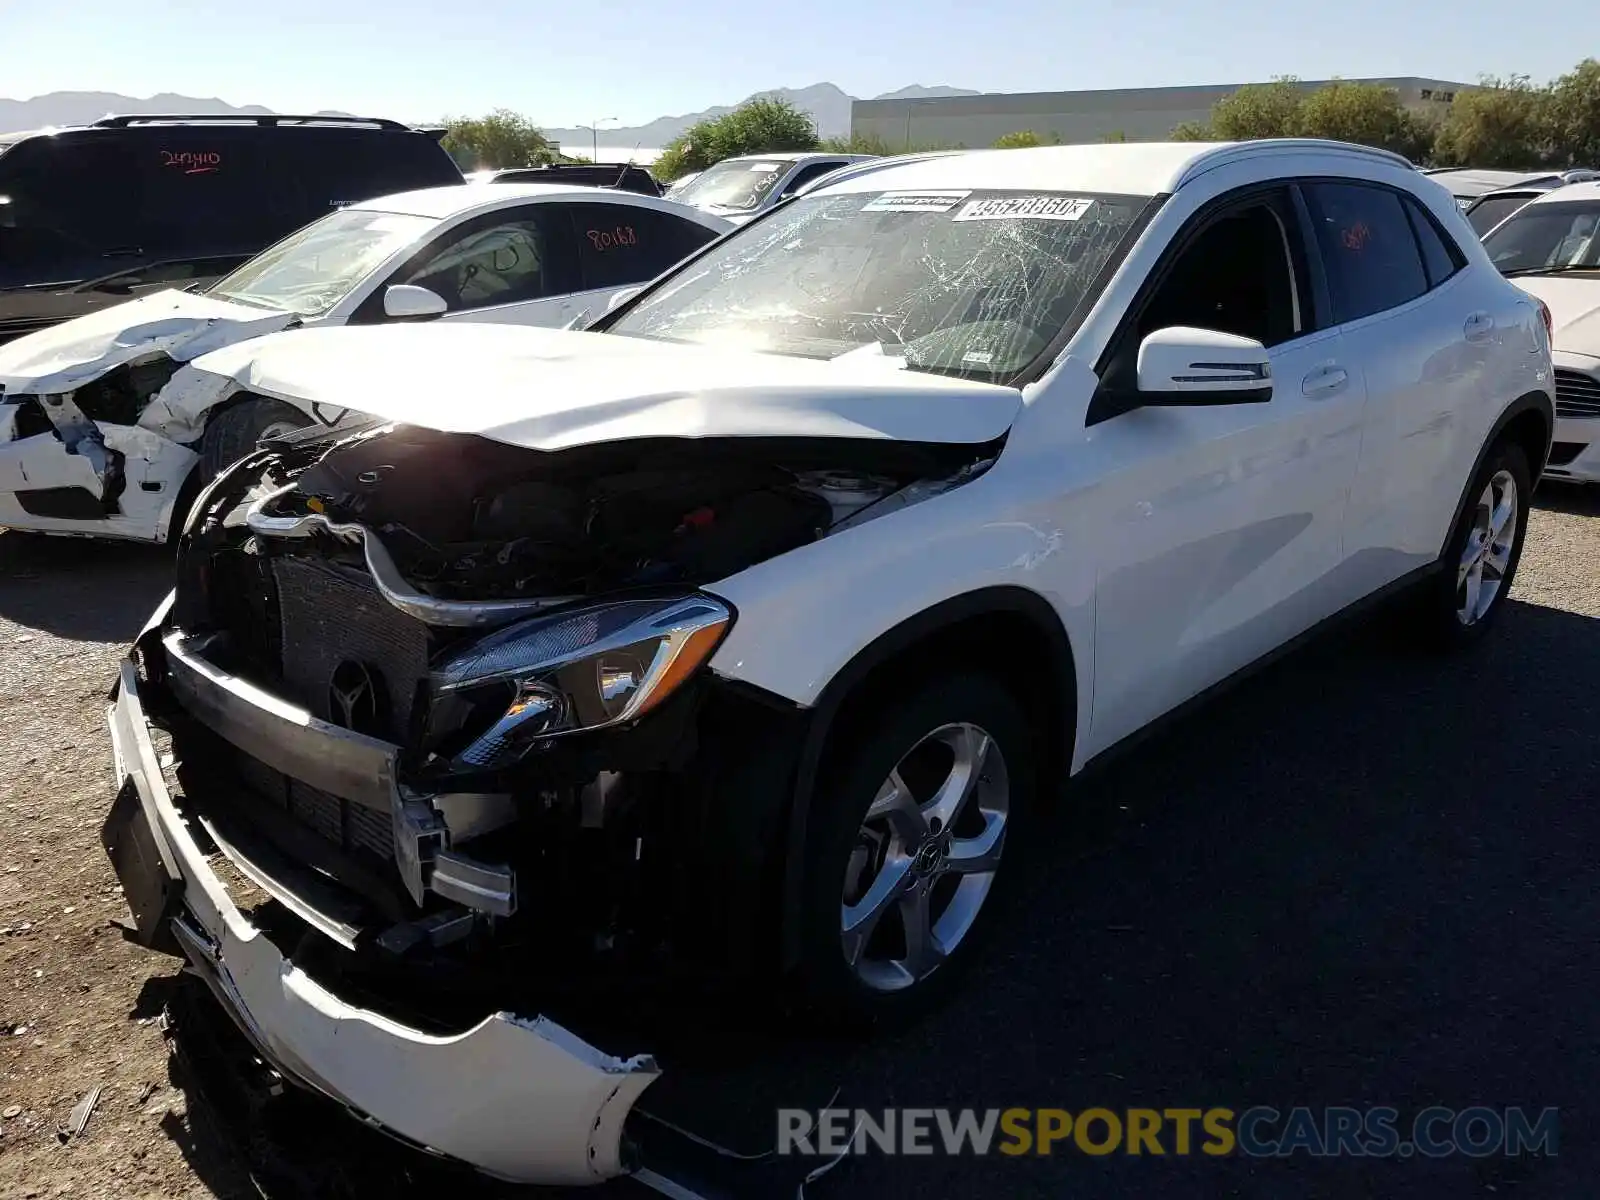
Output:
left=427, top=594, right=733, bottom=770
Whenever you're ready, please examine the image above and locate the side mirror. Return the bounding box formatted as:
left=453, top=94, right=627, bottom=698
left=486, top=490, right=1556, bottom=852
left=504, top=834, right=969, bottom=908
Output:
left=383, top=284, right=448, bottom=320
left=606, top=286, right=643, bottom=313
left=1135, top=326, right=1273, bottom=405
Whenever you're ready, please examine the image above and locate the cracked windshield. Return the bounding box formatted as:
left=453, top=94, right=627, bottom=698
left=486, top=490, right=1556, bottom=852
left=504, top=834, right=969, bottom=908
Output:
left=207, top=207, right=433, bottom=315
left=610, top=189, right=1148, bottom=382
left=665, top=158, right=791, bottom=211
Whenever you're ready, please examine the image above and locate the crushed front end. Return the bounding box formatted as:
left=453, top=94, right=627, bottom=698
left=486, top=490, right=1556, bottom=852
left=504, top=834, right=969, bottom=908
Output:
left=103, top=414, right=992, bottom=1183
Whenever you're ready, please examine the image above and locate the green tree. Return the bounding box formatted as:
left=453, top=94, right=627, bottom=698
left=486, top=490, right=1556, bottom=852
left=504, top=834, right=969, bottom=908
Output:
left=652, top=97, right=820, bottom=181
left=992, top=130, right=1050, bottom=148
left=821, top=132, right=959, bottom=154
left=1431, top=75, right=1552, bottom=168
left=1547, top=58, right=1600, bottom=167
left=1296, top=80, right=1436, bottom=159
left=1169, top=120, right=1214, bottom=141
left=820, top=132, right=895, bottom=155
left=1209, top=77, right=1305, bottom=140
left=439, top=109, right=558, bottom=170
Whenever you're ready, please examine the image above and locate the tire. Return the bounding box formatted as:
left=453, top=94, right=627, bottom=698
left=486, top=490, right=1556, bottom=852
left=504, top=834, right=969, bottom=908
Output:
left=794, top=673, right=1036, bottom=1028
left=1409, top=438, right=1532, bottom=649
left=197, top=398, right=311, bottom=482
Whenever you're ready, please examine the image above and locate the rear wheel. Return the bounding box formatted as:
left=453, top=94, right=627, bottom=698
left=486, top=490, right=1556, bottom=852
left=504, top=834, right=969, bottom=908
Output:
left=1409, top=439, right=1531, bottom=648
left=796, top=673, right=1034, bottom=1027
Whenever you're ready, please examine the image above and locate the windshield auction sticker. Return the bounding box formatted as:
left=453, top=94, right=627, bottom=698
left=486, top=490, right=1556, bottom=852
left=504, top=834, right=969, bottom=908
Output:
left=953, top=196, right=1095, bottom=222
left=862, top=190, right=972, bottom=213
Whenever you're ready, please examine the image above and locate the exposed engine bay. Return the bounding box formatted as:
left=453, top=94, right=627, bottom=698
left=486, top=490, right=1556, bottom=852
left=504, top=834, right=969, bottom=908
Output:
left=256, top=419, right=987, bottom=601
left=151, top=419, right=997, bottom=1025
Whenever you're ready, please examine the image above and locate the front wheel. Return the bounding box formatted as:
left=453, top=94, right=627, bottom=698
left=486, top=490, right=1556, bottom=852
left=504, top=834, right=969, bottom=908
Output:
left=197, top=398, right=311, bottom=482
left=1410, top=439, right=1532, bottom=648
left=795, top=674, right=1035, bottom=1027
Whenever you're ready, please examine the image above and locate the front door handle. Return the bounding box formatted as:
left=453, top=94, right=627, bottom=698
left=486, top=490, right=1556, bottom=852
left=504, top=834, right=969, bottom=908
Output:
left=1302, top=364, right=1349, bottom=398
left=1464, top=311, right=1496, bottom=341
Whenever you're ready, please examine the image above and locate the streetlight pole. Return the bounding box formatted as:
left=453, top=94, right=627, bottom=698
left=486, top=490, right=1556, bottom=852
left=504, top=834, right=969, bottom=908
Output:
left=587, top=117, right=618, bottom=162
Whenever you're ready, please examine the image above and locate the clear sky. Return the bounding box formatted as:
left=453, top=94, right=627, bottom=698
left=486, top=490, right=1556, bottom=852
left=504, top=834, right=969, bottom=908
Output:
left=0, top=0, right=1587, bottom=128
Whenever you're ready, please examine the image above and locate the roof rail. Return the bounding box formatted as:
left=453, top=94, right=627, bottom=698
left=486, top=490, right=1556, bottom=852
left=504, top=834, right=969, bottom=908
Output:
left=1176, top=137, right=1415, bottom=189
left=88, top=114, right=412, bottom=131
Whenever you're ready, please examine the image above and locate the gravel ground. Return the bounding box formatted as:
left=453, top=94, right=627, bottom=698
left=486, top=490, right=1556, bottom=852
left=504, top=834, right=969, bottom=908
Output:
left=1, top=485, right=1598, bottom=1199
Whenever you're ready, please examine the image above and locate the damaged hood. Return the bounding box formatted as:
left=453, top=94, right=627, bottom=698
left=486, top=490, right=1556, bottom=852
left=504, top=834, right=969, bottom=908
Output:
left=0, top=289, right=299, bottom=395
left=1513, top=276, right=1600, bottom=355
left=189, top=321, right=1024, bottom=449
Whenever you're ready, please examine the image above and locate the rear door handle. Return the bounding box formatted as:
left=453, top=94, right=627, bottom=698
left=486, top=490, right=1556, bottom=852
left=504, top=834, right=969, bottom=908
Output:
left=1464, top=311, right=1496, bottom=341
left=1302, top=364, right=1349, bottom=398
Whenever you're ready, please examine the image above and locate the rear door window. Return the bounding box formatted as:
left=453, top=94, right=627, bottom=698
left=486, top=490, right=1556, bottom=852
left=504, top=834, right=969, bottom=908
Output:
left=567, top=202, right=721, bottom=289
left=1301, top=182, right=1430, bottom=324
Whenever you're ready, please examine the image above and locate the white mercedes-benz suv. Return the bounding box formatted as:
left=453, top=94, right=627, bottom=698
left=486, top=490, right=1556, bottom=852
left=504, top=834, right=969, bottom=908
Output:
left=101, top=140, right=1552, bottom=1187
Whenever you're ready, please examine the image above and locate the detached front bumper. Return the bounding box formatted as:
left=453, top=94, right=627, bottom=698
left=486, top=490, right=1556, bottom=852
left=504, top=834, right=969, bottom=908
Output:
left=103, top=596, right=660, bottom=1187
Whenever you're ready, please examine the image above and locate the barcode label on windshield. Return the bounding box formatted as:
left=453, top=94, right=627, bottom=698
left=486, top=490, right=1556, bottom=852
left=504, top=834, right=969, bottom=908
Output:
left=862, top=190, right=971, bottom=213
left=953, top=196, right=1094, bottom=222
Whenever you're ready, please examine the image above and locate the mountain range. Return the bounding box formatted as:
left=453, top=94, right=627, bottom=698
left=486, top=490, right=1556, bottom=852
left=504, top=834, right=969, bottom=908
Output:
left=0, top=83, right=980, bottom=143
left=0, top=92, right=350, bottom=132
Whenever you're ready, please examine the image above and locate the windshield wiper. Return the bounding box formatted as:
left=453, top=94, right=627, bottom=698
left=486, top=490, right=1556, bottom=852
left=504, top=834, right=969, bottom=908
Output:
left=1500, top=263, right=1600, bottom=278
left=70, top=253, right=250, bottom=295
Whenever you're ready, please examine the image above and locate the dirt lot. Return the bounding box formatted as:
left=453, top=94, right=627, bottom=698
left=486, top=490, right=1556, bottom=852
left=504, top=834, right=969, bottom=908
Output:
left=3, top=487, right=1600, bottom=1199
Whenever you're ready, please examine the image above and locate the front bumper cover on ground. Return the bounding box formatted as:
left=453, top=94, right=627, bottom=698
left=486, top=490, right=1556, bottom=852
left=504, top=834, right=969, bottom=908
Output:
left=103, top=598, right=661, bottom=1187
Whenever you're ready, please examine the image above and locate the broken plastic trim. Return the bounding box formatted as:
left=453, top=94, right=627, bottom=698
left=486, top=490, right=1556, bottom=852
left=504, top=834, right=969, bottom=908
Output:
left=244, top=484, right=579, bottom=628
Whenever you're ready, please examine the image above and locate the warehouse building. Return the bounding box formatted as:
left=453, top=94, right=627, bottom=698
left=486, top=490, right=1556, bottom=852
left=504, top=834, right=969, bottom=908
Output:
left=850, top=77, right=1471, bottom=150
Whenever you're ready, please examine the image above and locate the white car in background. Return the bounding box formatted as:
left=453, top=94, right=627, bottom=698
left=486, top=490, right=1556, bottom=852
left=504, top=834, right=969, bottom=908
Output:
left=662, top=168, right=702, bottom=199
left=1421, top=167, right=1592, bottom=211
left=1482, top=180, right=1600, bottom=482
left=105, top=139, right=1550, bottom=1189
left=0, top=184, right=729, bottom=543
left=663, top=151, right=874, bottom=223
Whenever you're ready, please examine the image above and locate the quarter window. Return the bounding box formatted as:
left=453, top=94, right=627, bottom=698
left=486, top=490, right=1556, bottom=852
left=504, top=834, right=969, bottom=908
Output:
left=1302, top=182, right=1429, bottom=324
left=1404, top=196, right=1465, bottom=288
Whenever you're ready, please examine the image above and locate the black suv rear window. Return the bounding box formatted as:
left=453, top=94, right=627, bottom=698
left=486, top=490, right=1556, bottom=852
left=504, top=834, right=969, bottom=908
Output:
left=0, top=124, right=460, bottom=285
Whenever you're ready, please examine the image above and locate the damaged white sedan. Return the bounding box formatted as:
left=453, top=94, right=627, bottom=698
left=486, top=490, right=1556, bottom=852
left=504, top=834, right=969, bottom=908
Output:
left=0, top=183, right=729, bottom=542
left=103, top=141, right=1552, bottom=1186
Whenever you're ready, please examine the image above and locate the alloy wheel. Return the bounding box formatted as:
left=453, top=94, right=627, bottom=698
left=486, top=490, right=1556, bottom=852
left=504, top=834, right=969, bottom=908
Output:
left=1457, top=468, right=1518, bottom=626
left=839, top=721, right=1010, bottom=992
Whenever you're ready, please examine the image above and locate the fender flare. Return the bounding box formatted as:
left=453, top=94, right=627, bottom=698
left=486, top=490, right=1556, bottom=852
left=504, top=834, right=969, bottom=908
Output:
left=1435, top=389, right=1553, bottom=561
left=776, top=585, right=1079, bottom=969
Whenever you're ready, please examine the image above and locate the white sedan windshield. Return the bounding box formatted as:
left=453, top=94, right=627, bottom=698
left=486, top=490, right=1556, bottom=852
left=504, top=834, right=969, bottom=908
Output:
left=668, top=160, right=790, bottom=212
left=208, top=208, right=435, bottom=316
left=609, top=189, right=1150, bottom=383
left=1483, top=200, right=1600, bottom=274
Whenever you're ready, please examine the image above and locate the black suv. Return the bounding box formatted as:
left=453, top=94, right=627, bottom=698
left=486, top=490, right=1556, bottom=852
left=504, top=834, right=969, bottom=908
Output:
left=0, top=115, right=464, bottom=342
left=480, top=162, right=662, bottom=197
